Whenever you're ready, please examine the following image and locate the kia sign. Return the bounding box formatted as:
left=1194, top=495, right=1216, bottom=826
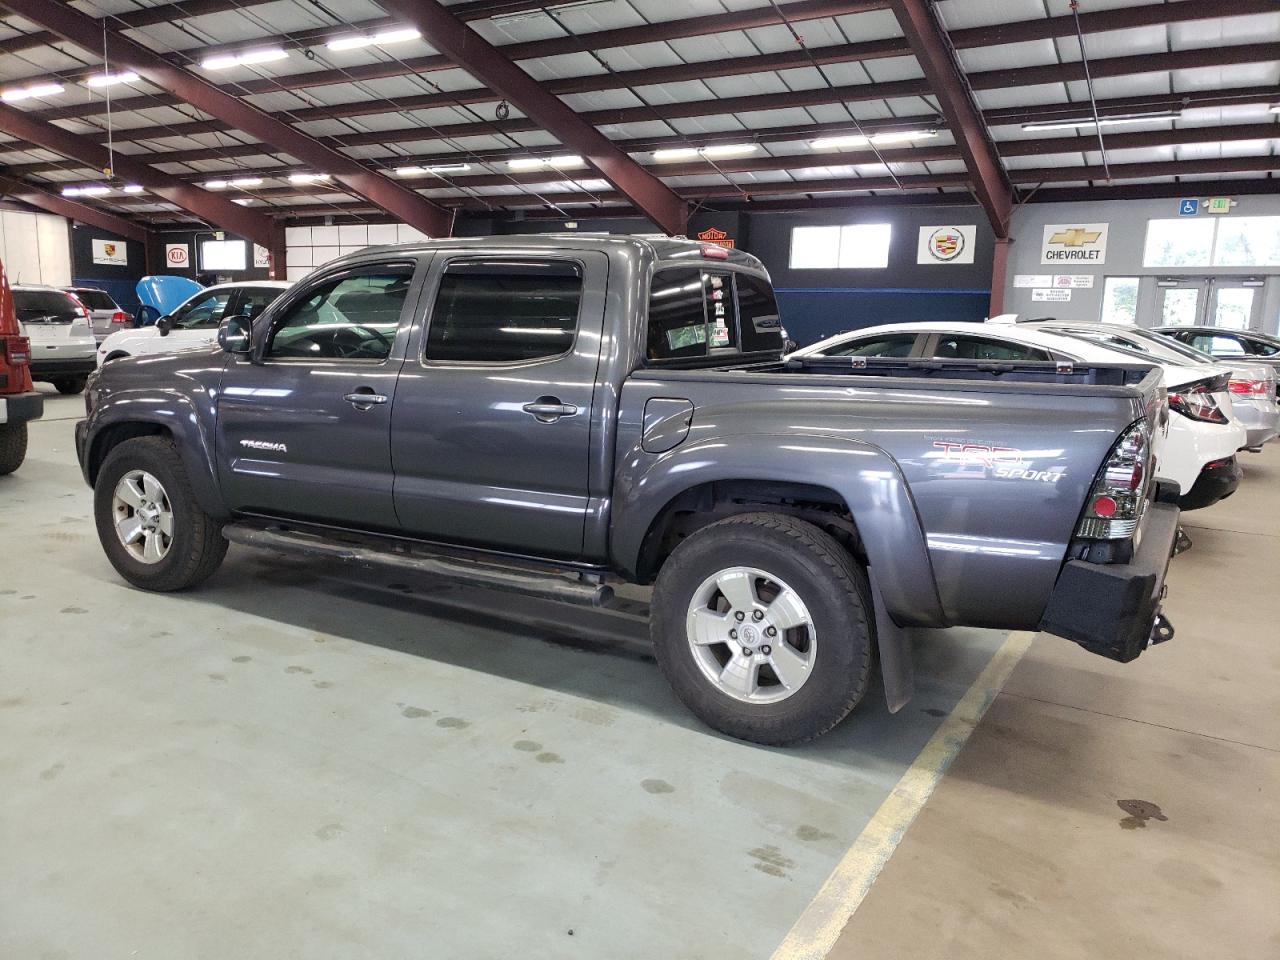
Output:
left=165, top=244, right=189, bottom=269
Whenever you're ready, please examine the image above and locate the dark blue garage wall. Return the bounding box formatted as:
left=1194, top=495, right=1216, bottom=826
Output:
left=69, top=225, right=147, bottom=313
left=461, top=203, right=994, bottom=347
left=744, top=205, right=995, bottom=347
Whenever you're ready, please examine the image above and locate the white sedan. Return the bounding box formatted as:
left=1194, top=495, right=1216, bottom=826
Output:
left=790, top=320, right=1248, bottom=510
left=98, top=281, right=291, bottom=365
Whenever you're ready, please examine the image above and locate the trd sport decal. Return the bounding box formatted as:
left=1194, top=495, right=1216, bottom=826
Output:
left=931, top=441, right=1063, bottom=483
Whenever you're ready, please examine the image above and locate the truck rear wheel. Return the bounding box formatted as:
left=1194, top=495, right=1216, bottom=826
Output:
left=0, top=422, right=28, bottom=475
left=93, top=436, right=227, bottom=591
left=650, top=512, right=873, bottom=745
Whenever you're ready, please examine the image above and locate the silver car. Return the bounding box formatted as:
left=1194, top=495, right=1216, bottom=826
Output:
left=1032, top=320, right=1279, bottom=451
left=65, top=286, right=127, bottom=341
left=1154, top=327, right=1280, bottom=385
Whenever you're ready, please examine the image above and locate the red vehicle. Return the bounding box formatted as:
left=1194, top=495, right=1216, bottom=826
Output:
left=0, top=261, right=44, bottom=474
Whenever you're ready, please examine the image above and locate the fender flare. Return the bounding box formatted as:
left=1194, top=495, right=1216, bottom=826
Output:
left=611, top=433, right=947, bottom=629
left=83, top=393, right=228, bottom=519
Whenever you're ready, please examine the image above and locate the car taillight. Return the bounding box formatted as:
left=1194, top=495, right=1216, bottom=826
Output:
left=1228, top=378, right=1270, bottom=398
left=2, top=335, right=31, bottom=366
left=1077, top=420, right=1150, bottom=541
left=111, top=310, right=129, bottom=324
left=1167, top=374, right=1229, bottom=424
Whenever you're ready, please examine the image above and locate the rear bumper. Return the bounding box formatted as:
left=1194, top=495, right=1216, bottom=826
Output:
left=30, top=357, right=96, bottom=378
left=1038, top=501, right=1179, bottom=664
left=1178, top=455, right=1242, bottom=511
left=1244, top=424, right=1278, bottom=450
left=0, top=391, right=44, bottom=425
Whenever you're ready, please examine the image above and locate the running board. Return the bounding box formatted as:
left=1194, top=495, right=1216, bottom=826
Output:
left=221, top=523, right=615, bottom=608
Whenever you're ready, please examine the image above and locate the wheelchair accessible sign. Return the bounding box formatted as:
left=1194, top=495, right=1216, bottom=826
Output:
left=1178, top=198, right=1199, bottom=216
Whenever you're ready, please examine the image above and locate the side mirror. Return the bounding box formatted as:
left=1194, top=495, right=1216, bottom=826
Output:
left=156, top=315, right=173, bottom=336
left=217, top=314, right=253, bottom=355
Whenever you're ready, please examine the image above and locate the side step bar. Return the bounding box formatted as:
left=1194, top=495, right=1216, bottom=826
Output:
left=222, top=523, right=615, bottom=608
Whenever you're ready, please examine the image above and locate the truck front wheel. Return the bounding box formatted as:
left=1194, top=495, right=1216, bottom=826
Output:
left=650, top=512, right=873, bottom=745
left=0, top=422, right=28, bottom=475
left=93, top=436, right=227, bottom=591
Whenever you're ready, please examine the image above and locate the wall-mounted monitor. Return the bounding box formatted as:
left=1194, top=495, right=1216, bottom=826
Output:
left=200, top=239, right=246, bottom=272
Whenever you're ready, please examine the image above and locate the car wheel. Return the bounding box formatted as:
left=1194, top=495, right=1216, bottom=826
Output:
left=94, top=436, right=228, bottom=591
left=104, top=352, right=130, bottom=363
left=54, top=376, right=88, bottom=395
left=0, top=422, right=28, bottom=475
left=649, top=512, right=873, bottom=745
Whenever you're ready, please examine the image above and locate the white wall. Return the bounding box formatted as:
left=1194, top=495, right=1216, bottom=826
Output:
left=1004, top=195, right=1280, bottom=335
left=0, top=210, right=71, bottom=286
left=283, top=222, right=428, bottom=282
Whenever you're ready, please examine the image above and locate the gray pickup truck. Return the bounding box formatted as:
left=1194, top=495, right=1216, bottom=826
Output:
left=76, top=236, right=1179, bottom=744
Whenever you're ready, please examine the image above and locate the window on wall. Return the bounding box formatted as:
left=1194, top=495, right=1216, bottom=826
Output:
left=1099, top=277, right=1139, bottom=325
left=1214, top=217, right=1280, bottom=267
left=1143, top=216, right=1280, bottom=268
left=789, top=223, right=892, bottom=269
left=1143, top=219, right=1215, bottom=268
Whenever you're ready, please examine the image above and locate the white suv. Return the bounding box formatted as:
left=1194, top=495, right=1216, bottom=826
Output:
left=12, top=285, right=97, bottom=394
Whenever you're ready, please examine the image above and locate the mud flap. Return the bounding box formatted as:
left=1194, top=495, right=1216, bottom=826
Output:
left=868, top=567, right=914, bottom=713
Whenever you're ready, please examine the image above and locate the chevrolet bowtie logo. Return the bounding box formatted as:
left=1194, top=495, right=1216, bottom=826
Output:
left=1049, top=228, right=1102, bottom=247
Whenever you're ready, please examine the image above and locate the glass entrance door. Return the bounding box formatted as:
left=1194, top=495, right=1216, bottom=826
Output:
left=1209, top=283, right=1260, bottom=330
left=1155, top=278, right=1263, bottom=329
left=1156, top=279, right=1208, bottom=326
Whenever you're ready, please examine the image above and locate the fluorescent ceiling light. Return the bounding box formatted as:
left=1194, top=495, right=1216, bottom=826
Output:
left=396, top=163, right=471, bottom=176
left=62, top=185, right=112, bottom=197
left=1, top=81, right=64, bottom=102
left=810, top=130, right=937, bottom=149
left=508, top=155, right=583, bottom=170
left=122, top=184, right=144, bottom=194
left=288, top=172, right=330, bottom=184
left=204, top=180, right=228, bottom=189
left=653, top=143, right=759, bottom=162
left=229, top=177, right=263, bottom=187
left=86, top=71, right=139, bottom=88
left=202, top=48, right=288, bottom=70
left=327, top=27, right=420, bottom=51
left=1021, top=110, right=1181, bottom=132
left=232, top=198, right=253, bottom=205
left=1270, top=105, right=1280, bottom=114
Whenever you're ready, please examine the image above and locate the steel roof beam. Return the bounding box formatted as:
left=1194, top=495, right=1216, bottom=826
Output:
left=0, top=0, right=455, bottom=238
left=0, top=174, right=148, bottom=242
left=0, top=103, right=276, bottom=248
left=888, top=0, right=1012, bottom=236
left=371, top=0, right=688, bottom=235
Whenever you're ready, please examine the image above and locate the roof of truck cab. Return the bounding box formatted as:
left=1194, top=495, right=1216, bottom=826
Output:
left=344, top=234, right=766, bottom=271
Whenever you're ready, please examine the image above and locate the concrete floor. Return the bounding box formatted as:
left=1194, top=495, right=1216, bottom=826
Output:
left=2, top=385, right=1277, bottom=959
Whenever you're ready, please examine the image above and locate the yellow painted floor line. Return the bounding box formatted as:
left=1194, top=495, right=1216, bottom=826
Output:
left=771, top=630, right=1037, bottom=960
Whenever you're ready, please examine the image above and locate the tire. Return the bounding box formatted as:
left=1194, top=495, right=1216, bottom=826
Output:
left=650, top=512, right=873, bottom=745
left=0, top=422, right=28, bottom=475
left=54, top=376, right=88, bottom=395
left=94, top=436, right=228, bottom=591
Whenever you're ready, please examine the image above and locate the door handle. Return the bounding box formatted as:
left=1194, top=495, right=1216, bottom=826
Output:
left=522, top=396, right=579, bottom=423
left=344, top=388, right=389, bottom=408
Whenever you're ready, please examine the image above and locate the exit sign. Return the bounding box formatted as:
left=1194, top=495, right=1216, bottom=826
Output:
left=1206, top=197, right=1235, bottom=215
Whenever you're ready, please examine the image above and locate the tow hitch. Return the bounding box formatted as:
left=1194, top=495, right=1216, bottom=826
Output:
left=1149, top=612, right=1174, bottom=647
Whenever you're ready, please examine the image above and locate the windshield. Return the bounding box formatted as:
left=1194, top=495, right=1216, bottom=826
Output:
left=170, top=289, right=234, bottom=329
left=13, top=289, right=79, bottom=322
left=70, top=289, right=117, bottom=310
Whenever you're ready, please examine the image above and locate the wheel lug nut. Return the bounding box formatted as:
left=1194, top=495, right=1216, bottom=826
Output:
left=742, top=647, right=752, bottom=657
left=752, top=610, right=764, bottom=621
left=734, top=611, right=745, bottom=622
left=765, top=626, right=777, bottom=637
left=729, top=629, right=738, bottom=640
left=761, top=644, right=772, bottom=656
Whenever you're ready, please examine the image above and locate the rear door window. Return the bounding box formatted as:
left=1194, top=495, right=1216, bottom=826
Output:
left=1189, top=334, right=1247, bottom=357
left=824, top=333, right=918, bottom=358
left=70, top=289, right=116, bottom=310
left=425, top=260, right=582, bottom=363
left=933, top=335, right=1051, bottom=361
left=648, top=268, right=708, bottom=360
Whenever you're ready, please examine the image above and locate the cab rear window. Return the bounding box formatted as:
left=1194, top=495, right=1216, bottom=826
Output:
left=646, top=268, right=782, bottom=363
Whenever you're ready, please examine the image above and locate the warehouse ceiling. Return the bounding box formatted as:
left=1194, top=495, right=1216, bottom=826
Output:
left=0, top=0, right=1276, bottom=232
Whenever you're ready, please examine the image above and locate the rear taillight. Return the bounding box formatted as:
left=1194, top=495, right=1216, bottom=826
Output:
left=111, top=310, right=129, bottom=324
left=1167, top=374, right=1229, bottom=424
left=1228, top=378, right=1270, bottom=398
left=2, top=335, right=31, bottom=366
left=1077, top=421, right=1151, bottom=541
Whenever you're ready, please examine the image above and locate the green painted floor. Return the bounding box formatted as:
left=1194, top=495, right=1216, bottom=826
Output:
left=2, top=390, right=1008, bottom=960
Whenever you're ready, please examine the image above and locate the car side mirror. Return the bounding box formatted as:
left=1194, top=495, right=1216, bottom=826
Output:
left=156, top=315, right=173, bottom=336
left=217, top=314, right=253, bottom=355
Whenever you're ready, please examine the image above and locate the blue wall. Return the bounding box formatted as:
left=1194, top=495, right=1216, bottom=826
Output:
left=775, top=288, right=991, bottom=347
